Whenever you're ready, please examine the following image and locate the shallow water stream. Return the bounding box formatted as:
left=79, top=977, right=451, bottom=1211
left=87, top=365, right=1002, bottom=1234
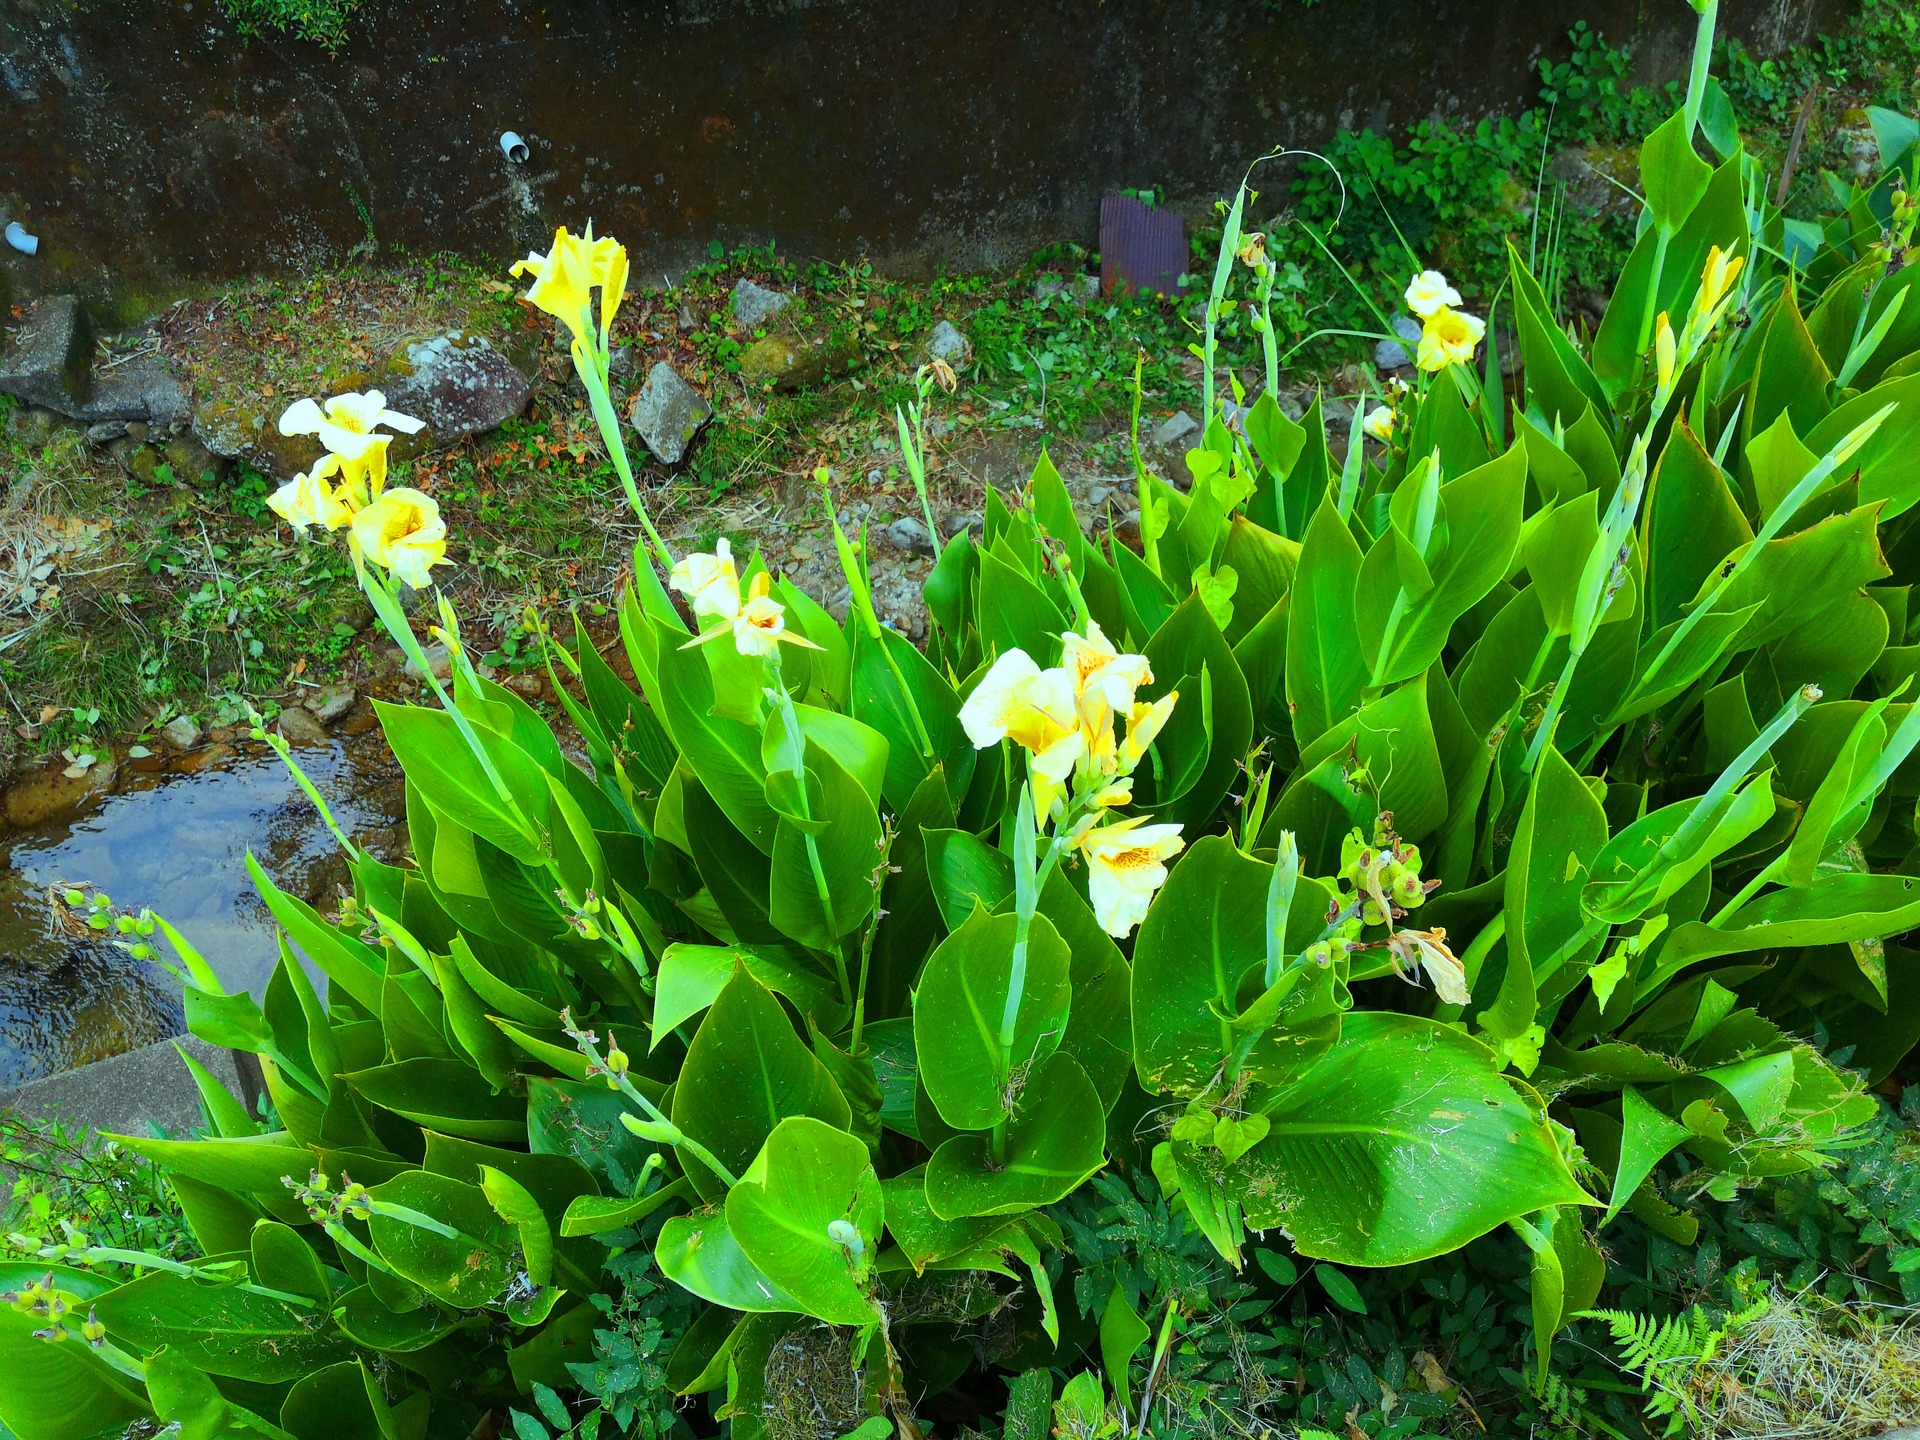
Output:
left=0, top=730, right=406, bottom=1088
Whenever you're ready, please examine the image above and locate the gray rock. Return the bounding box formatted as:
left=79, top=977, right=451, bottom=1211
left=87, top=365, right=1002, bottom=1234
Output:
left=73, top=352, right=193, bottom=427
left=628, top=361, right=712, bottom=465
left=924, top=320, right=973, bottom=368
left=1374, top=314, right=1425, bottom=370
left=160, top=715, right=203, bottom=750
left=1152, top=410, right=1200, bottom=450
left=676, top=304, right=699, bottom=331
left=308, top=683, right=357, bottom=725
left=85, top=420, right=127, bottom=444
left=193, top=396, right=318, bottom=479
left=740, top=333, right=864, bottom=392
left=0, top=296, right=94, bottom=412
left=382, top=332, right=532, bottom=450
left=406, top=641, right=454, bottom=680
left=0, top=1035, right=259, bottom=1140
left=276, top=706, right=329, bottom=748
left=940, top=510, right=983, bottom=539
left=731, top=279, right=793, bottom=329
left=6, top=405, right=63, bottom=447
left=885, top=515, right=935, bottom=557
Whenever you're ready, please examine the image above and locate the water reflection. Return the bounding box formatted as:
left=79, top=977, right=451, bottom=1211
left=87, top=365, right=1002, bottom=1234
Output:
left=0, top=733, right=407, bottom=1088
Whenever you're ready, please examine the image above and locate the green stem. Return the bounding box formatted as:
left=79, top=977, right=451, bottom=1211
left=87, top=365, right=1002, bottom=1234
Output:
left=766, top=650, right=843, bottom=987
left=1682, top=0, right=1720, bottom=139
left=1130, top=352, right=1160, bottom=577
left=573, top=325, right=672, bottom=569
left=1710, top=853, right=1784, bottom=927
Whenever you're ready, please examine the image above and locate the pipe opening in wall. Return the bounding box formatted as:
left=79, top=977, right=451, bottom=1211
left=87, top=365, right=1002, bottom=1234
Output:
left=499, top=131, right=530, bottom=163
left=5, top=222, right=39, bottom=256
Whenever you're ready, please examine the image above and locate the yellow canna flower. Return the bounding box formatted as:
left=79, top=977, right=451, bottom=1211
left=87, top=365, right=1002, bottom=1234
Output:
left=511, top=222, right=629, bottom=345
left=1080, top=815, right=1186, bottom=937
left=1416, top=307, right=1485, bottom=372
left=1060, top=620, right=1152, bottom=759
left=959, top=650, right=1079, bottom=756
left=1654, top=312, right=1678, bottom=397
left=279, top=390, right=425, bottom=463
left=727, top=573, right=822, bottom=657
left=1362, top=405, right=1396, bottom=443
left=350, top=488, right=448, bottom=589
left=1698, top=245, right=1745, bottom=315
left=669, top=539, right=741, bottom=621
left=1122, top=691, right=1178, bottom=768
left=269, top=454, right=352, bottom=534
left=1236, top=232, right=1269, bottom=272
left=1030, top=728, right=1089, bottom=825
left=1404, top=270, right=1462, bottom=319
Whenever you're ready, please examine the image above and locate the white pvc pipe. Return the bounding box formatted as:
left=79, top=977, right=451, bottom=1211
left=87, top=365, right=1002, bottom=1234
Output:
left=5, top=222, right=38, bottom=256
left=499, top=131, right=529, bottom=163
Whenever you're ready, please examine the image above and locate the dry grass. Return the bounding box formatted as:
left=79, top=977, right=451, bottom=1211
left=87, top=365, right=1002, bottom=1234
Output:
left=1690, top=1286, right=1920, bottom=1440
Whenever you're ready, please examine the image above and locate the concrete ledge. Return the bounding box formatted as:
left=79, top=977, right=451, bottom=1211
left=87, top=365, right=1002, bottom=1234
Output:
left=0, top=1035, right=260, bottom=1142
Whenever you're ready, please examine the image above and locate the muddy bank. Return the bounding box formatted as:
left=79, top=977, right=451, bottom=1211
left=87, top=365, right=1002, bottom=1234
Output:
left=0, top=0, right=1843, bottom=318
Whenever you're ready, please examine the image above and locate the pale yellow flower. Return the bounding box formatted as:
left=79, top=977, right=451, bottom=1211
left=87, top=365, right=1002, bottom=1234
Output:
left=669, top=539, right=741, bottom=621
left=1030, top=729, right=1089, bottom=825
left=1061, top=620, right=1152, bottom=761
left=1404, top=270, right=1462, bottom=319
left=278, top=390, right=425, bottom=463
left=1080, top=816, right=1186, bottom=938
left=1654, top=312, right=1678, bottom=398
left=960, top=651, right=1079, bottom=755
left=1386, top=928, right=1469, bottom=1006
left=1362, top=405, right=1396, bottom=443
left=727, top=573, right=821, bottom=658
left=511, top=222, right=629, bottom=344
left=1698, top=245, right=1745, bottom=316
left=350, top=488, right=447, bottom=589
left=268, top=455, right=352, bottom=535
left=1416, top=307, right=1485, bottom=372
left=1121, top=692, right=1178, bottom=768
left=1236, top=232, right=1269, bottom=271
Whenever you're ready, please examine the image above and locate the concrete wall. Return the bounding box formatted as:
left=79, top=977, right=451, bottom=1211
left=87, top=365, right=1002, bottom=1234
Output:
left=0, top=0, right=1846, bottom=317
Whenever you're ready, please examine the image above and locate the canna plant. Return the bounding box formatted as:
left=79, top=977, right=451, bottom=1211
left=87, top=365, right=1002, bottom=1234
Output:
left=10, top=8, right=1920, bottom=1436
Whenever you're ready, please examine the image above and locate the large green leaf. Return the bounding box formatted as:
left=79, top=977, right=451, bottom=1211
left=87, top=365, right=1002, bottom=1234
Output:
left=1356, top=445, right=1526, bottom=687
left=0, top=1264, right=148, bottom=1440
left=1238, top=1014, right=1592, bottom=1264
left=1287, top=496, right=1368, bottom=750
left=1502, top=745, right=1609, bottom=1013
left=671, top=965, right=851, bottom=1199
left=367, top=1169, right=517, bottom=1308
left=767, top=741, right=884, bottom=950
left=728, top=1116, right=883, bottom=1325
left=914, top=908, right=1072, bottom=1132
left=924, top=1052, right=1106, bottom=1219
left=1660, top=872, right=1920, bottom=968
left=95, top=1270, right=346, bottom=1382
left=344, top=1059, right=525, bottom=1143
left=1132, top=835, right=1335, bottom=1096
left=655, top=1205, right=801, bottom=1313
left=650, top=943, right=841, bottom=1049
left=377, top=702, right=545, bottom=864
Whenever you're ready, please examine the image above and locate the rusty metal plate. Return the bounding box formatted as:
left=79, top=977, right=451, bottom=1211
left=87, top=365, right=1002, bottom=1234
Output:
left=1100, top=195, right=1187, bottom=298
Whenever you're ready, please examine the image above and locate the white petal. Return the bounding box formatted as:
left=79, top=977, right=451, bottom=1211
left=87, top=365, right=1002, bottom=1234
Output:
left=960, top=650, right=1040, bottom=747
left=318, top=423, right=382, bottom=460
left=379, top=406, right=428, bottom=435
left=278, top=397, right=325, bottom=436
